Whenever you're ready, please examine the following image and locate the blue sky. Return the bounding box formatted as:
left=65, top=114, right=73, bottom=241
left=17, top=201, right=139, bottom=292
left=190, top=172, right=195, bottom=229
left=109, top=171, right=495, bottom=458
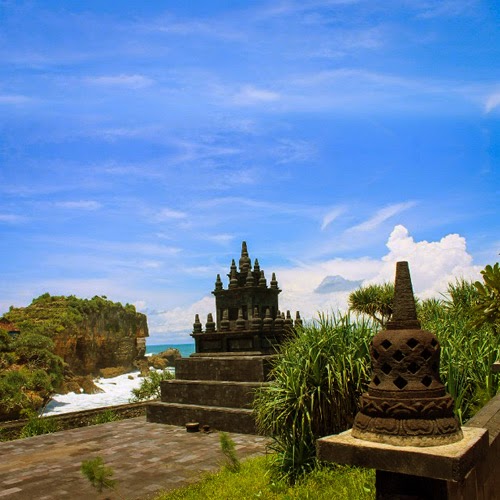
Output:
left=1, top=1, right=499, bottom=343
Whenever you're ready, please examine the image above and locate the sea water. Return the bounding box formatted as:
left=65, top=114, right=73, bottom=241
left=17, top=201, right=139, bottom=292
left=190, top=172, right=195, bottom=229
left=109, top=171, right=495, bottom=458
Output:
left=146, top=343, right=195, bottom=358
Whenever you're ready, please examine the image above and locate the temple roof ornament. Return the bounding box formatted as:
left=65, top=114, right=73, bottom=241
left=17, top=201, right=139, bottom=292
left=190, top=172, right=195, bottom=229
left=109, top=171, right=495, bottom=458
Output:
left=351, top=261, right=463, bottom=446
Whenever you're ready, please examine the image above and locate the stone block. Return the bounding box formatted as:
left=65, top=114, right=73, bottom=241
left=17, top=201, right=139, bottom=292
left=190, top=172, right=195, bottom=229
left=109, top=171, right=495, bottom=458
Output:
left=160, top=380, right=267, bottom=409
left=175, top=355, right=274, bottom=382
left=146, top=402, right=256, bottom=434
left=317, top=426, right=488, bottom=482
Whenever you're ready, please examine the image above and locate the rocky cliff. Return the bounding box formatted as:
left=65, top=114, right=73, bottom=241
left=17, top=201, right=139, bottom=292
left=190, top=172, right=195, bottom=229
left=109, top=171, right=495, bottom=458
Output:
left=3, top=294, right=149, bottom=375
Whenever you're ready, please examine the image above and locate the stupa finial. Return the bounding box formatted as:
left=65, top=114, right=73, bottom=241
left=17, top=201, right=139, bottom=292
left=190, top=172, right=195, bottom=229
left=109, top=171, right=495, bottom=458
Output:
left=387, top=261, right=420, bottom=330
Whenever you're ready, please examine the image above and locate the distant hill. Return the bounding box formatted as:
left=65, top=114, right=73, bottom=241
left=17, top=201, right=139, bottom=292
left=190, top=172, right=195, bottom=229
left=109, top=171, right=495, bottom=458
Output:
left=314, top=275, right=363, bottom=294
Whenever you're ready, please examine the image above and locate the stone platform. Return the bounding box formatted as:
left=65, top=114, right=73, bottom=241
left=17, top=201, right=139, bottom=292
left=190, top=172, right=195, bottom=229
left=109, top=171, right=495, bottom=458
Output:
left=146, top=354, right=273, bottom=434
left=0, top=416, right=268, bottom=500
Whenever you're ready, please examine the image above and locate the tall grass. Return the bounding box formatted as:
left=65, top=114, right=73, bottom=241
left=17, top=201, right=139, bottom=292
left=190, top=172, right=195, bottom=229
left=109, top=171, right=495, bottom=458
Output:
left=420, top=280, right=500, bottom=424
left=254, top=312, right=373, bottom=481
left=256, top=281, right=500, bottom=481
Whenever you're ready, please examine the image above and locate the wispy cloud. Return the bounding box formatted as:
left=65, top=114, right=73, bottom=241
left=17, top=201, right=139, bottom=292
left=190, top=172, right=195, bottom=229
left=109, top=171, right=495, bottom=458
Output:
left=275, top=139, right=316, bottom=164
left=348, top=201, right=416, bottom=232
left=485, top=92, right=500, bottom=113
left=154, top=208, right=188, bottom=222
left=321, top=207, right=346, bottom=231
left=55, top=200, right=102, bottom=210
left=202, top=233, right=235, bottom=245
left=231, top=85, right=280, bottom=105
left=0, top=94, right=32, bottom=105
left=85, top=74, right=154, bottom=89
left=0, top=214, right=28, bottom=223
left=415, top=0, right=478, bottom=19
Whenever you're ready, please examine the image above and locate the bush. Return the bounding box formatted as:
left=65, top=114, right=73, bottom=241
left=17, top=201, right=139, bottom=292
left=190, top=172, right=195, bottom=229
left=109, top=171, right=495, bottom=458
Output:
left=19, top=410, right=60, bottom=438
left=130, top=369, right=174, bottom=402
left=91, top=409, right=121, bottom=425
left=254, top=312, right=372, bottom=481
left=420, top=280, right=500, bottom=423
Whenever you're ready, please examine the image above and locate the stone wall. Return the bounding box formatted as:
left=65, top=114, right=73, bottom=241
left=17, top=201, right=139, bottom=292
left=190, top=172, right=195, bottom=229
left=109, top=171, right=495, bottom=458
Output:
left=0, top=402, right=148, bottom=441
left=447, top=394, right=500, bottom=498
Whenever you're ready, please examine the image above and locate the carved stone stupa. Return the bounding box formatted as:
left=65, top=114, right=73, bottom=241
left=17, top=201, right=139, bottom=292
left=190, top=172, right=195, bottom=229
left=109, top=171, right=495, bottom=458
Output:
left=352, top=261, right=463, bottom=446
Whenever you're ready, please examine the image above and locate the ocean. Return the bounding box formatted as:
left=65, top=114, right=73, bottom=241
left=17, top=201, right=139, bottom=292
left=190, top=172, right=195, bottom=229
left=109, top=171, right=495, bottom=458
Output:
left=146, top=343, right=195, bottom=358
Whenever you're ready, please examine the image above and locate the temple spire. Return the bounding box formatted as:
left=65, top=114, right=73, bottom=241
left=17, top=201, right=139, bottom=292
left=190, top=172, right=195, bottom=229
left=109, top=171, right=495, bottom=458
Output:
left=387, top=261, right=421, bottom=330
left=239, top=241, right=251, bottom=274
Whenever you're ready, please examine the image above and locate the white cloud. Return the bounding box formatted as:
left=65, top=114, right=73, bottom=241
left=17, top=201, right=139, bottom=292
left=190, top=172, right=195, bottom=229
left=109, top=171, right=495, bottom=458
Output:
left=0, top=213, right=28, bottom=223
left=146, top=225, right=482, bottom=340
left=0, top=94, right=31, bottom=104
left=367, top=225, right=482, bottom=297
left=86, top=74, right=153, bottom=89
left=203, top=233, right=235, bottom=245
left=55, top=200, right=102, bottom=210
left=485, top=92, right=500, bottom=113
left=321, top=206, right=345, bottom=230
left=232, top=85, right=280, bottom=105
left=415, top=0, right=478, bottom=19
left=348, top=201, right=416, bottom=232
left=154, top=208, right=187, bottom=221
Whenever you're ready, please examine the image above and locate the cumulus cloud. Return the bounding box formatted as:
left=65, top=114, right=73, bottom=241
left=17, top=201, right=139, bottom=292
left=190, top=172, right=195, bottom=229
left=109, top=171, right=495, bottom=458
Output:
left=145, top=225, right=482, bottom=341
left=148, top=296, right=214, bottom=343
left=366, top=225, right=482, bottom=298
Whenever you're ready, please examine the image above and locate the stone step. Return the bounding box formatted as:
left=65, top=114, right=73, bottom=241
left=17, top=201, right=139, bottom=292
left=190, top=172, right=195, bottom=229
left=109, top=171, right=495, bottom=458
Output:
left=175, top=355, right=274, bottom=382
left=146, top=402, right=257, bottom=434
left=160, top=380, right=268, bottom=409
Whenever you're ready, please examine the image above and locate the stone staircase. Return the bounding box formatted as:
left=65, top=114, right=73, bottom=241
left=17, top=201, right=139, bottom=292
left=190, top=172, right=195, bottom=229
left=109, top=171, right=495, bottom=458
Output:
left=146, top=353, right=274, bottom=434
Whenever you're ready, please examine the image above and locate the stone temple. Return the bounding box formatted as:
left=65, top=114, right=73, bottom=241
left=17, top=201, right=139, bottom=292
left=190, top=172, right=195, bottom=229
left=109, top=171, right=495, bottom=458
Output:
left=147, top=242, right=301, bottom=433
left=193, top=241, right=302, bottom=354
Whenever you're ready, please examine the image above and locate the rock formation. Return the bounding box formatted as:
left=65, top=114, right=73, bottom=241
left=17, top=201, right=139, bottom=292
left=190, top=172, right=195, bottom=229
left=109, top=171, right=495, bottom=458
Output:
left=2, top=294, right=149, bottom=376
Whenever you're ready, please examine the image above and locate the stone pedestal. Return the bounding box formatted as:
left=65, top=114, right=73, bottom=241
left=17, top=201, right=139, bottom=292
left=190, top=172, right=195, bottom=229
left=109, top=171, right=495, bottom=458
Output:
left=318, top=427, right=488, bottom=482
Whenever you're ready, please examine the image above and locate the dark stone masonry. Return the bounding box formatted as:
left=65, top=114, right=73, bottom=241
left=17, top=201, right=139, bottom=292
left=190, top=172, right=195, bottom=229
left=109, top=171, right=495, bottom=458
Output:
left=147, top=242, right=300, bottom=434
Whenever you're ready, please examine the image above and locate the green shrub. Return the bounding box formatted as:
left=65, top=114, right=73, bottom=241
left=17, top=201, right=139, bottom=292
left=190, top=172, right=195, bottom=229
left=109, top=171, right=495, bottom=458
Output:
left=91, top=409, right=121, bottom=425
left=81, top=456, right=116, bottom=493
left=254, top=312, right=372, bottom=481
left=130, top=369, right=174, bottom=402
left=420, top=280, right=500, bottom=423
left=19, top=410, right=60, bottom=438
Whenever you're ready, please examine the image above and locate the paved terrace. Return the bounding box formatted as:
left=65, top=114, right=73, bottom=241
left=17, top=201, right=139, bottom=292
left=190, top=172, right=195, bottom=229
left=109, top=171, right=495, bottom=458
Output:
left=0, top=417, right=268, bottom=500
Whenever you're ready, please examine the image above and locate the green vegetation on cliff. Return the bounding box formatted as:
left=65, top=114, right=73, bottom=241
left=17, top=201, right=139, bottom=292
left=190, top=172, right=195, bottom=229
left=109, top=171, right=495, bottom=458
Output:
left=0, top=293, right=149, bottom=421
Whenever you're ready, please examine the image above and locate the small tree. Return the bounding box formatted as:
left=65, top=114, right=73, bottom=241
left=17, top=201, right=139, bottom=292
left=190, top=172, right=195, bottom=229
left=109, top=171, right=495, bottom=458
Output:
left=348, top=283, right=394, bottom=328
left=129, top=369, right=174, bottom=402
left=473, top=262, right=500, bottom=334
left=81, top=456, right=116, bottom=494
